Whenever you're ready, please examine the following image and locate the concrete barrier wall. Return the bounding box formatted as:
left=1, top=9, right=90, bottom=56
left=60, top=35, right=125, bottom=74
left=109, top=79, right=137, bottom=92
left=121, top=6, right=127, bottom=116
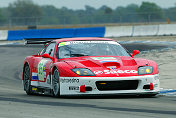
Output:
left=105, top=26, right=133, bottom=37
left=133, top=25, right=159, bottom=36
left=0, top=30, right=8, bottom=40
left=105, top=24, right=176, bottom=37
left=158, top=24, right=176, bottom=36
left=3, top=24, right=176, bottom=41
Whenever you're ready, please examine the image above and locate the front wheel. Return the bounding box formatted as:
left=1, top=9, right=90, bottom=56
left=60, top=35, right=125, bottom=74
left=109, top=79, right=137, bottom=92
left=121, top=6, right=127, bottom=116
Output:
left=52, top=68, right=60, bottom=97
left=23, top=64, right=32, bottom=95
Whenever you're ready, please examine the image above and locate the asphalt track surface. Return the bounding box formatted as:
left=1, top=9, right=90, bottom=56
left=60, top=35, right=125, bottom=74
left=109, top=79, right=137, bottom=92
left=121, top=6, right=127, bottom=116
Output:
left=0, top=44, right=176, bottom=118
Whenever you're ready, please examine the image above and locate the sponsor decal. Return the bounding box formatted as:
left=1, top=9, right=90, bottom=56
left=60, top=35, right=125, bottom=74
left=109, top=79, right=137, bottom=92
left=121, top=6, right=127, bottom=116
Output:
left=69, top=41, right=119, bottom=45
left=38, top=59, right=48, bottom=81
left=100, top=60, right=118, bottom=63
left=91, top=57, right=118, bottom=63
left=94, top=70, right=138, bottom=75
left=32, top=73, right=39, bottom=80
left=59, top=42, right=66, bottom=47
left=154, top=84, right=158, bottom=88
left=91, top=57, right=116, bottom=60
left=60, top=78, right=79, bottom=83
left=58, top=41, right=120, bottom=47
left=69, top=86, right=79, bottom=90
left=94, top=71, right=104, bottom=75
left=32, top=87, right=37, bottom=91
left=43, top=66, right=46, bottom=71
left=107, top=66, right=117, bottom=70
left=46, top=75, right=51, bottom=84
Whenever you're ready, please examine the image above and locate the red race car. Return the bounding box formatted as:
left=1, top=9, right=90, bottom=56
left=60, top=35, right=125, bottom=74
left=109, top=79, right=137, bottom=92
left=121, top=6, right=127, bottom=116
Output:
left=22, top=37, right=160, bottom=97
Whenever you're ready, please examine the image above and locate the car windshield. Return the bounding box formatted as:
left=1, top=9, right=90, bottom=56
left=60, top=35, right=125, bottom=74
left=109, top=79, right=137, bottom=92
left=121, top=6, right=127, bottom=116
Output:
left=57, top=41, right=130, bottom=59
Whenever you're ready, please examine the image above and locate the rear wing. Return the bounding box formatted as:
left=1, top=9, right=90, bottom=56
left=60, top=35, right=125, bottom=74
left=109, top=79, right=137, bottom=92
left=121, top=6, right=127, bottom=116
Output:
left=24, top=38, right=59, bottom=45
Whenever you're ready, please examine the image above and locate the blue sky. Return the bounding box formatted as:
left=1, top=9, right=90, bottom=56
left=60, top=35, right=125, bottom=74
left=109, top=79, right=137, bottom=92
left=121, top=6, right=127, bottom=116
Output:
left=0, top=0, right=176, bottom=9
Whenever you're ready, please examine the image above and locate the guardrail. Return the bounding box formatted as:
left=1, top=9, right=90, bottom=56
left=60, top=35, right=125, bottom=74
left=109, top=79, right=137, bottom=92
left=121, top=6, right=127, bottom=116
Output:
left=1, top=24, right=176, bottom=41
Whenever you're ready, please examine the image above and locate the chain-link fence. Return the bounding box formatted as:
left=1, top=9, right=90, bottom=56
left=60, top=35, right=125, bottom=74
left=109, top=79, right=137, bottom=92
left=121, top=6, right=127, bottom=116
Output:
left=0, top=13, right=169, bottom=28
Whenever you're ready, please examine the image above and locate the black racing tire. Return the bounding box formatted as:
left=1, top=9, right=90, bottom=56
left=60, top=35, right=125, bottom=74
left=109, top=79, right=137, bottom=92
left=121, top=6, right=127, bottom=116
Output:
left=52, top=68, right=60, bottom=97
left=23, top=64, right=32, bottom=95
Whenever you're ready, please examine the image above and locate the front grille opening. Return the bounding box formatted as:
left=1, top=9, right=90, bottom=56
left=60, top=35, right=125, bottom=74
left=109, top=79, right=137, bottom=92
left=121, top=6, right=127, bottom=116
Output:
left=96, top=80, right=139, bottom=91
left=143, top=85, right=150, bottom=89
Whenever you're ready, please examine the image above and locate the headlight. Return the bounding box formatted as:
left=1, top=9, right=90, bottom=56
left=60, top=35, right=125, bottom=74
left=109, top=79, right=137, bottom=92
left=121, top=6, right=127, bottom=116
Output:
left=138, top=66, right=153, bottom=75
left=71, top=68, right=95, bottom=76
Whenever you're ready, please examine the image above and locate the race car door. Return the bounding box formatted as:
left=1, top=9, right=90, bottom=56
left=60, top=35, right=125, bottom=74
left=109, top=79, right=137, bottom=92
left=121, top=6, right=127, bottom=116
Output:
left=33, top=42, right=56, bottom=83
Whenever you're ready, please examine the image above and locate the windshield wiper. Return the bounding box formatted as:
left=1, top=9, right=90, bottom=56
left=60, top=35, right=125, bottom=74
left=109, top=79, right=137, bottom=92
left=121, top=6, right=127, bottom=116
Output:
left=71, top=53, right=89, bottom=57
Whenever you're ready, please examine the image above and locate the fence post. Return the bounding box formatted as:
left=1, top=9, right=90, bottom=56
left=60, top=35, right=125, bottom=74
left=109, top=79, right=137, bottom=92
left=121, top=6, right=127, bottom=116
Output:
left=148, top=14, right=151, bottom=23
left=8, top=18, right=12, bottom=29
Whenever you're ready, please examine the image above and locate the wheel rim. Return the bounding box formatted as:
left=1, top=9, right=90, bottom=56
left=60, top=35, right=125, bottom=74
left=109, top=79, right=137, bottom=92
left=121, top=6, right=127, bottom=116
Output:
left=23, top=65, right=30, bottom=91
left=53, top=69, right=59, bottom=95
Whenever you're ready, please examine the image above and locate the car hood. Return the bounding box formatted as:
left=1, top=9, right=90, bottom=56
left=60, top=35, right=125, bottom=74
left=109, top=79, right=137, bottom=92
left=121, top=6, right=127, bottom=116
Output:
left=60, top=56, right=153, bottom=77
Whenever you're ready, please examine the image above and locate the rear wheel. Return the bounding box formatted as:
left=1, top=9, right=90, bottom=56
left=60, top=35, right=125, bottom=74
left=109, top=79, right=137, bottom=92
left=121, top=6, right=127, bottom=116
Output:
left=52, top=68, right=60, bottom=97
left=23, top=64, right=32, bottom=95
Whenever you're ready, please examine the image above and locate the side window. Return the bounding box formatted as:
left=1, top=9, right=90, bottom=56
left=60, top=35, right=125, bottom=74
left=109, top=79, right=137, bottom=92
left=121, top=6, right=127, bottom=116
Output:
left=42, top=43, right=56, bottom=57
left=40, top=48, right=45, bottom=56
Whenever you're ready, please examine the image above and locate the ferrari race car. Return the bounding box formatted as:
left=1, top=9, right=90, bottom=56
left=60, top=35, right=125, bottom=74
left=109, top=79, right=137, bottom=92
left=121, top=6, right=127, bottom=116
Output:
left=22, top=37, right=160, bottom=97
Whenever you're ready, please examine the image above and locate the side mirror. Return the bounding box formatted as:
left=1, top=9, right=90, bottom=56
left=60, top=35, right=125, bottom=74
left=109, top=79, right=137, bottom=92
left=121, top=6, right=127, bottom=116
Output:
left=131, top=50, right=140, bottom=57
left=42, top=53, right=53, bottom=60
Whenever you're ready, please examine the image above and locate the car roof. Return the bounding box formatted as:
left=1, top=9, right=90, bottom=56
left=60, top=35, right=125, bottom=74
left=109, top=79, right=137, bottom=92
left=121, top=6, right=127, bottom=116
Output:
left=53, top=37, right=115, bottom=43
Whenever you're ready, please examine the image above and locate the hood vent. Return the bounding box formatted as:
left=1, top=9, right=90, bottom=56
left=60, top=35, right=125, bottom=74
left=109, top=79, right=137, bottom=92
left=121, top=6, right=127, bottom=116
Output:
left=80, top=60, right=100, bottom=67
left=122, top=59, right=137, bottom=66
left=103, top=62, right=121, bottom=69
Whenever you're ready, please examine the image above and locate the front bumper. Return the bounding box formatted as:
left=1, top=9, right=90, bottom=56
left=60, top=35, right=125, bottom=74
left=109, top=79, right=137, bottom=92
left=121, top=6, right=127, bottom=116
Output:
left=59, top=74, right=160, bottom=95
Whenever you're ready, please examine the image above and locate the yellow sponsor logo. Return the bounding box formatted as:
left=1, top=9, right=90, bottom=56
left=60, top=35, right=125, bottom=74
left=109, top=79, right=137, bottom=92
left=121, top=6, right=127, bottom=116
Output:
left=32, top=87, right=37, bottom=91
